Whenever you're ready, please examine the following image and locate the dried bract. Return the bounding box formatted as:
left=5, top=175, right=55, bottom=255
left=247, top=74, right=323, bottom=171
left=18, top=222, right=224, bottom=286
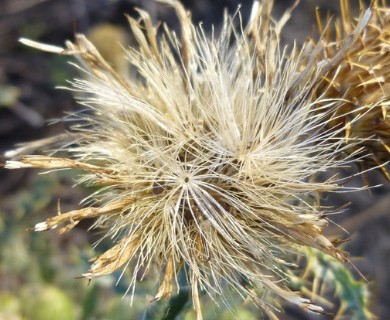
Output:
left=314, top=0, right=390, bottom=179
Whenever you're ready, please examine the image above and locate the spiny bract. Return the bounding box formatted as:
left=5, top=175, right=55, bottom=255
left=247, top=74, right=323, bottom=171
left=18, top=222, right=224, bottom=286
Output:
left=314, top=0, right=390, bottom=180
left=5, top=0, right=372, bottom=318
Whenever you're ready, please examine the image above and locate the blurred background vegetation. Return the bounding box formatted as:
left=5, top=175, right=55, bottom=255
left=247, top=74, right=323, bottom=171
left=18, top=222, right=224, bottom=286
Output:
left=0, top=0, right=389, bottom=319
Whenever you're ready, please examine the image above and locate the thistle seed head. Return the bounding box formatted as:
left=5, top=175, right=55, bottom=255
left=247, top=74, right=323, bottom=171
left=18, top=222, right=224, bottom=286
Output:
left=5, top=0, right=374, bottom=318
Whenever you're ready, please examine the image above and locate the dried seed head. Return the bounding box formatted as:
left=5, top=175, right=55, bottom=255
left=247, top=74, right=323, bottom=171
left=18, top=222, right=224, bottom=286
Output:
left=5, top=0, right=373, bottom=318
left=314, top=0, right=390, bottom=179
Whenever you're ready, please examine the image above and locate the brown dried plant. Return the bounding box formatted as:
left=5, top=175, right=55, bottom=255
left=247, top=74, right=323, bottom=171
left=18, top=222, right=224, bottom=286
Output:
left=4, top=0, right=374, bottom=318
left=314, top=0, right=390, bottom=179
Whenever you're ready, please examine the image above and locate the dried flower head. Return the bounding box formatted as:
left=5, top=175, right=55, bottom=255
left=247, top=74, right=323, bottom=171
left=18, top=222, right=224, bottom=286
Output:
left=314, top=0, right=390, bottom=179
left=4, top=0, right=373, bottom=318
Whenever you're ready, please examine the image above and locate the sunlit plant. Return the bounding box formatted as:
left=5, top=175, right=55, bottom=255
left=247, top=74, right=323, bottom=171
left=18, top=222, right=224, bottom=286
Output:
left=4, top=0, right=378, bottom=318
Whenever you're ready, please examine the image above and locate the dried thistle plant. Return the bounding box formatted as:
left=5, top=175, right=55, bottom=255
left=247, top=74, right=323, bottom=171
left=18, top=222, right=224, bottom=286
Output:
left=314, top=0, right=390, bottom=179
left=4, top=0, right=374, bottom=318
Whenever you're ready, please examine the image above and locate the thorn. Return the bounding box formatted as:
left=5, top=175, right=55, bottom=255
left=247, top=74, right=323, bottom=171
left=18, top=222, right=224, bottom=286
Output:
left=372, top=153, right=390, bottom=181
left=345, top=121, right=351, bottom=143
left=379, top=139, right=390, bottom=153
left=347, top=257, right=368, bottom=282
left=380, top=166, right=390, bottom=181
left=57, top=199, right=62, bottom=215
